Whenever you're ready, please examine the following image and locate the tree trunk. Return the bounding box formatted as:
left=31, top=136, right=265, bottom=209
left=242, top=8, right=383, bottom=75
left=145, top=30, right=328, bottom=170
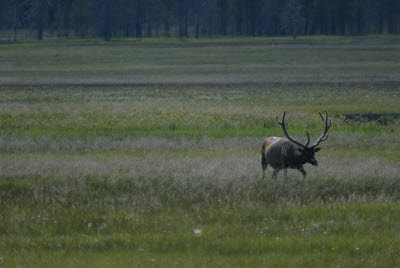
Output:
left=38, top=22, right=43, bottom=40
left=292, top=22, right=297, bottom=40
left=195, top=22, right=200, bottom=38
left=164, top=20, right=170, bottom=37
left=136, top=0, right=142, bottom=38
left=103, top=1, right=112, bottom=41
left=356, top=5, right=363, bottom=34
left=178, top=1, right=185, bottom=38
left=13, top=3, right=18, bottom=42
left=184, top=15, right=188, bottom=37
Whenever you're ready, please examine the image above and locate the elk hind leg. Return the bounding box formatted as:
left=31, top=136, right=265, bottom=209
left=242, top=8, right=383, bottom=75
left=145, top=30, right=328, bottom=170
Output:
left=261, top=155, right=268, bottom=178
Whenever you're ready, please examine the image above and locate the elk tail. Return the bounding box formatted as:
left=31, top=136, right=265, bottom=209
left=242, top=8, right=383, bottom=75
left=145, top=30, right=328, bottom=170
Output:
left=259, top=140, right=265, bottom=155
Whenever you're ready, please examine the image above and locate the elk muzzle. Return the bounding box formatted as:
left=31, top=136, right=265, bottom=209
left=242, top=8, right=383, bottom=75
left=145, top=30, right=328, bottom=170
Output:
left=310, top=158, right=318, bottom=166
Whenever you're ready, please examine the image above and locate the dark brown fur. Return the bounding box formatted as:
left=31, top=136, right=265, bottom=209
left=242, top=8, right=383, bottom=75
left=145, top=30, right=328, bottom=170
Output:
left=261, top=137, right=317, bottom=181
left=261, top=111, right=330, bottom=182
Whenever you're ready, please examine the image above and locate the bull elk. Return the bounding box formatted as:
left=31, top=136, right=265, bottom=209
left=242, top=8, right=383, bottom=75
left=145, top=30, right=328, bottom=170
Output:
left=261, top=111, right=331, bottom=181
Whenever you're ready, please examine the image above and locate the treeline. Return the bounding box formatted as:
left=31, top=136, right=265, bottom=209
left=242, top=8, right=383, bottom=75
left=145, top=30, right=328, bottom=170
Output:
left=1, top=0, right=400, bottom=41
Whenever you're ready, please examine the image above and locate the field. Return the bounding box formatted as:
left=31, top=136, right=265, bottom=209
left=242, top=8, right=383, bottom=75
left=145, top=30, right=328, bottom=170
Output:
left=0, top=36, right=400, bottom=266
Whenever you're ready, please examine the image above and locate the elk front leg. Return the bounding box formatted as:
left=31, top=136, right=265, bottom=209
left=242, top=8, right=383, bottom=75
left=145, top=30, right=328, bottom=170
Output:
left=283, top=168, right=288, bottom=184
left=272, top=169, right=280, bottom=180
left=297, top=166, right=306, bottom=181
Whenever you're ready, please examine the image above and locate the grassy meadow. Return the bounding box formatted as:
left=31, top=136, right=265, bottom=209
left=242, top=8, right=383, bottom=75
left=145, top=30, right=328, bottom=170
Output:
left=0, top=36, right=400, bottom=266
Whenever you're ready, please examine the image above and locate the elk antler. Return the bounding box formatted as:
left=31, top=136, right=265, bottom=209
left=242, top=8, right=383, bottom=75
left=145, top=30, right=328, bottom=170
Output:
left=311, top=110, right=331, bottom=148
left=276, top=111, right=310, bottom=148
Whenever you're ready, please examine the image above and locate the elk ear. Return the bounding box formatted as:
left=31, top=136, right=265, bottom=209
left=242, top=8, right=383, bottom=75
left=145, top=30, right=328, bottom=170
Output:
left=313, top=147, right=321, bottom=152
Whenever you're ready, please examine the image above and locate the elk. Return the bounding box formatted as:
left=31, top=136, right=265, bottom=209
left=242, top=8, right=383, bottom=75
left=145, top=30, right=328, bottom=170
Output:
left=261, top=111, right=331, bottom=181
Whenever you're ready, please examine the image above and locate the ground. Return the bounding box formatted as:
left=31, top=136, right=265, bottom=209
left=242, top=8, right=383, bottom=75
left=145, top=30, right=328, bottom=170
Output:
left=0, top=36, right=399, bottom=267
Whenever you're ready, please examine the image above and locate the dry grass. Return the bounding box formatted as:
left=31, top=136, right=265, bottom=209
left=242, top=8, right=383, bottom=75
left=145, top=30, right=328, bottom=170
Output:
left=1, top=148, right=399, bottom=208
left=1, top=150, right=398, bottom=181
left=2, top=75, right=400, bottom=86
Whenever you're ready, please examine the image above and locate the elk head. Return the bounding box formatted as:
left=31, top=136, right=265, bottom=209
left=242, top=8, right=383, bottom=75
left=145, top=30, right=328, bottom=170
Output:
left=276, top=111, right=331, bottom=167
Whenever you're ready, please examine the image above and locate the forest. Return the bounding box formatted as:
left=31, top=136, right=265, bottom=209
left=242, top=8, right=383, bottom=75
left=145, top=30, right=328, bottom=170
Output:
left=1, top=0, right=400, bottom=41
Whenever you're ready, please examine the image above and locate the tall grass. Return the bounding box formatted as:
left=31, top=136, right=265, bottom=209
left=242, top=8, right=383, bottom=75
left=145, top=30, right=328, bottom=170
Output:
left=1, top=150, right=399, bottom=209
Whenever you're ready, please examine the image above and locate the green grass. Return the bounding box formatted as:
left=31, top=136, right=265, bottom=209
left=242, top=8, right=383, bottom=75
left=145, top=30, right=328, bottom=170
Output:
left=1, top=205, right=400, bottom=267
left=0, top=37, right=399, bottom=266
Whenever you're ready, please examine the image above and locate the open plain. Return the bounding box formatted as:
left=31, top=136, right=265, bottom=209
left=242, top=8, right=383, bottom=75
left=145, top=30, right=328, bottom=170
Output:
left=0, top=36, right=399, bottom=266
